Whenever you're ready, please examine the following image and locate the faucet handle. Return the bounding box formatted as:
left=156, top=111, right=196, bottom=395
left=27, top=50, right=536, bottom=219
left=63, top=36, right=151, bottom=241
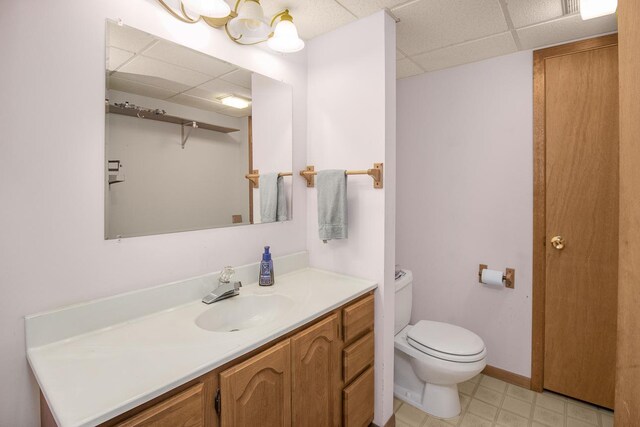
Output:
left=219, top=266, right=235, bottom=283
left=234, top=281, right=242, bottom=291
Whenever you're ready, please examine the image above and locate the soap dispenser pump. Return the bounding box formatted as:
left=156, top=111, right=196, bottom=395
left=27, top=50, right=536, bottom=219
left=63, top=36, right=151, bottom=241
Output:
left=259, top=246, right=274, bottom=286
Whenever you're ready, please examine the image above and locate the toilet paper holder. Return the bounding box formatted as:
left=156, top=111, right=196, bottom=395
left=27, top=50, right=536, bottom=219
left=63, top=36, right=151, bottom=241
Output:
left=478, top=264, right=515, bottom=289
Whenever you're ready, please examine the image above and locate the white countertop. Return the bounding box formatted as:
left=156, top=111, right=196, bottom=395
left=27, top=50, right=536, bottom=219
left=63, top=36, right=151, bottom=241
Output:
left=27, top=267, right=376, bottom=427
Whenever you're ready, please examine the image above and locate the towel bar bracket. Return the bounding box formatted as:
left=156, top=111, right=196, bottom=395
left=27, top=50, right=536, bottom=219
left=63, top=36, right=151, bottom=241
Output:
left=300, top=166, right=315, bottom=187
left=371, top=163, right=383, bottom=189
left=246, top=169, right=259, bottom=188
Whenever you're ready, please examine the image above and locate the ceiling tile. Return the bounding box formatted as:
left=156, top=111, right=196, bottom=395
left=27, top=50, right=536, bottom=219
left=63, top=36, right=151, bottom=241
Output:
left=516, top=13, right=617, bottom=49
left=220, top=69, right=253, bottom=89
left=111, top=71, right=192, bottom=94
left=337, top=0, right=409, bottom=18
left=107, top=22, right=156, bottom=53
left=190, top=79, right=252, bottom=100
left=412, top=32, right=517, bottom=72
left=118, top=56, right=212, bottom=89
left=107, top=47, right=134, bottom=71
left=397, top=58, right=424, bottom=79
left=107, top=76, right=178, bottom=100
left=394, top=0, right=509, bottom=55
left=256, top=0, right=356, bottom=40
left=143, top=40, right=237, bottom=77
left=504, top=0, right=564, bottom=28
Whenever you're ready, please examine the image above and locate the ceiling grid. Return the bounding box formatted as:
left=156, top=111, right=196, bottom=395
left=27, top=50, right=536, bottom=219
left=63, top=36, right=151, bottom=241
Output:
left=272, top=0, right=616, bottom=79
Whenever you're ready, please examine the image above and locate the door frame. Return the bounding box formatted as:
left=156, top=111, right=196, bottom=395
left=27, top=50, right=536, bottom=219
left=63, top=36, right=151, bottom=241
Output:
left=531, top=33, right=619, bottom=392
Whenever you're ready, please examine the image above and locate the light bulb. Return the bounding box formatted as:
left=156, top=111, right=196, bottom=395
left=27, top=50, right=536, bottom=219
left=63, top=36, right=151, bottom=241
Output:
left=267, top=17, right=304, bottom=53
left=182, top=0, right=230, bottom=18
left=580, top=0, right=617, bottom=20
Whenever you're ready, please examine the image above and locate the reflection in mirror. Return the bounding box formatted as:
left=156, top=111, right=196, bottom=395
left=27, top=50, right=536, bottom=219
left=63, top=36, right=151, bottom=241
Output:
left=105, top=21, right=292, bottom=239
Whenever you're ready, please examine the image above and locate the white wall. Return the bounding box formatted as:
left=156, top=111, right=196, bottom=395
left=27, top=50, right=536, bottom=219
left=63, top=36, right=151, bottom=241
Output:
left=306, top=11, right=396, bottom=425
left=0, top=1, right=307, bottom=425
left=396, top=51, right=533, bottom=377
left=107, top=90, right=250, bottom=237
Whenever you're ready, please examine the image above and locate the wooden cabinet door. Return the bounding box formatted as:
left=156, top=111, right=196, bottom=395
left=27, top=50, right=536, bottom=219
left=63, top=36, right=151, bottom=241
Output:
left=291, top=313, right=339, bottom=427
left=220, top=340, right=291, bottom=427
left=116, top=383, right=204, bottom=427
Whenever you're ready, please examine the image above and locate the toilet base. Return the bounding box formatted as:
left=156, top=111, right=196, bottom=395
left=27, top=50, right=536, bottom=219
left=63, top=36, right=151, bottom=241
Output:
left=394, top=382, right=461, bottom=420
left=422, top=382, right=461, bottom=419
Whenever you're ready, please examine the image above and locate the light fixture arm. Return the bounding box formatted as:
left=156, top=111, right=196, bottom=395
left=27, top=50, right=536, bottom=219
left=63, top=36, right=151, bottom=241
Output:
left=156, top=0, right=201, bottom=23
left=270, top=9, right=292, bottom=27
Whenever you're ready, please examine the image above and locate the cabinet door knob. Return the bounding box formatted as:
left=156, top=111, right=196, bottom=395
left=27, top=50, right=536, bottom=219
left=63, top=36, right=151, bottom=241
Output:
left=551, top=235, right=565, bottom=250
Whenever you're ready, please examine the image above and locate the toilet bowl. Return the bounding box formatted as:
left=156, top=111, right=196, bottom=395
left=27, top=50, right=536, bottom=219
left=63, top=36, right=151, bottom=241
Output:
left=393, top=271, right=487, bottom=419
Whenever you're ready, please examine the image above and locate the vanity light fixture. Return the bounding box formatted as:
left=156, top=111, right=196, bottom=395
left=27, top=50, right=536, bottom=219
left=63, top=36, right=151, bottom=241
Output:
left=580, top=0, right=617, bottom=19
left=156, top=0, right=305, bottom=53
left=220, top=95, right=251, bottom=109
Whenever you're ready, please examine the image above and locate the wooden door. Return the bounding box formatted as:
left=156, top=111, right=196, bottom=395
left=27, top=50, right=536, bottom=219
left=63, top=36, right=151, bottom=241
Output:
left=538, top=36, right=619, bottom=408
left=291, top=313, right=339, bottom=427
left=220, top=340, right=291, bottom=427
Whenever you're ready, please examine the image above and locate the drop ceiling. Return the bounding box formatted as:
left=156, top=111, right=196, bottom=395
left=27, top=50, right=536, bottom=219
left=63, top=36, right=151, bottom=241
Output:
left=114, top=0, right=618, bottom=102
left=249, top=0, right=618, bottom=79
left=107, top=22, right=252, bottom=118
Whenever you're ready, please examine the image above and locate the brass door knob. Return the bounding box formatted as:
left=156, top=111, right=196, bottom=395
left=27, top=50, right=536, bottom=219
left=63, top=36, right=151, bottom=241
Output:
left=551, top=235, right=565, bottom=250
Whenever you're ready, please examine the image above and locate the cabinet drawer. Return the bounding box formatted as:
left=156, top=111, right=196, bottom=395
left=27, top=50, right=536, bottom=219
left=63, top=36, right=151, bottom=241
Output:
left=343, top=331, right=374, bottom=384
left=343, top=367, right=374, bottom=427
left=343, top=294, right=374, bottom=343
left=116, top=383, right=204, bottom=427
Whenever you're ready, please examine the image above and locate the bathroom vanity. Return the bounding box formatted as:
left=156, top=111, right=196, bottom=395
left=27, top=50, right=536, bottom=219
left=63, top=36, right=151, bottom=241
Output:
left=26, top=256, right=376, bottom=427
left=105, top=292, right=374, bottom=427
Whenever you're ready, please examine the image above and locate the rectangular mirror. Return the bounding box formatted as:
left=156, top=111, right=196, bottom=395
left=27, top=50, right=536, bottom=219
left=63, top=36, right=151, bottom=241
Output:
left=105, top=21, right=293, bottom=239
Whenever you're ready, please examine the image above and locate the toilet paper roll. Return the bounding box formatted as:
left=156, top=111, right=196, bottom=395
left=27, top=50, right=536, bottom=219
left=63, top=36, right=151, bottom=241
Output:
left=481, top=269, right=504, bottom=286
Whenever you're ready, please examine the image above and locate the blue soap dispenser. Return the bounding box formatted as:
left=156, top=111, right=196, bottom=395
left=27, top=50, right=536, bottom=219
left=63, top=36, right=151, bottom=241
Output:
left=259, top=246, right=274, bottom=286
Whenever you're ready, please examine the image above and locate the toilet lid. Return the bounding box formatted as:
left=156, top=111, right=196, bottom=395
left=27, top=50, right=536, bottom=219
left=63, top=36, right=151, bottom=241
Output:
left=407, top=321, right=486, bottom=362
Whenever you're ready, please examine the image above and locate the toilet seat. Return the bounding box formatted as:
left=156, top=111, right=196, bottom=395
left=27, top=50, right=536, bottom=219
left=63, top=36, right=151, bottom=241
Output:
left=407, top=320, right=486, bottom=363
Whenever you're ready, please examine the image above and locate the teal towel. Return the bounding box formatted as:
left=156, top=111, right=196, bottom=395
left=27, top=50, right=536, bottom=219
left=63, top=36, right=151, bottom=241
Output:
left=260, top=173, right=288, bottom=223
left=317, top=170, right=347, bottom=241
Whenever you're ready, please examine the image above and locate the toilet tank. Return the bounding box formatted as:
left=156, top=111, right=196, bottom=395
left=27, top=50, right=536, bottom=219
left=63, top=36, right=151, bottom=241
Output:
left=394, top=270, right=413, bottom=335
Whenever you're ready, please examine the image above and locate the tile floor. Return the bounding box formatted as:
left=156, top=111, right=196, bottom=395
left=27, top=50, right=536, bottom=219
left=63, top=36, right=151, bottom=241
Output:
left=394, top=374, right=614, bottom=427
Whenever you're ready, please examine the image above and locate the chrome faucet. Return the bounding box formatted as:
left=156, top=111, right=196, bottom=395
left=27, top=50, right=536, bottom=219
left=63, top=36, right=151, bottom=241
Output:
left=202, top=266, right=242, bottom=304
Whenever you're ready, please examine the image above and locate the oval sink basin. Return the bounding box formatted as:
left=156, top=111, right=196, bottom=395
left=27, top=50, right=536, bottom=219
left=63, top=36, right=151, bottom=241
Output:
left=195, top=294, right=293, bottom=332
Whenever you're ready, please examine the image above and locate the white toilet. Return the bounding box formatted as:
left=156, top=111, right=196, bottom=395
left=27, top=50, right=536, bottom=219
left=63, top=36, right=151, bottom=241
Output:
left=394, top=270, right=487, bottom=419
